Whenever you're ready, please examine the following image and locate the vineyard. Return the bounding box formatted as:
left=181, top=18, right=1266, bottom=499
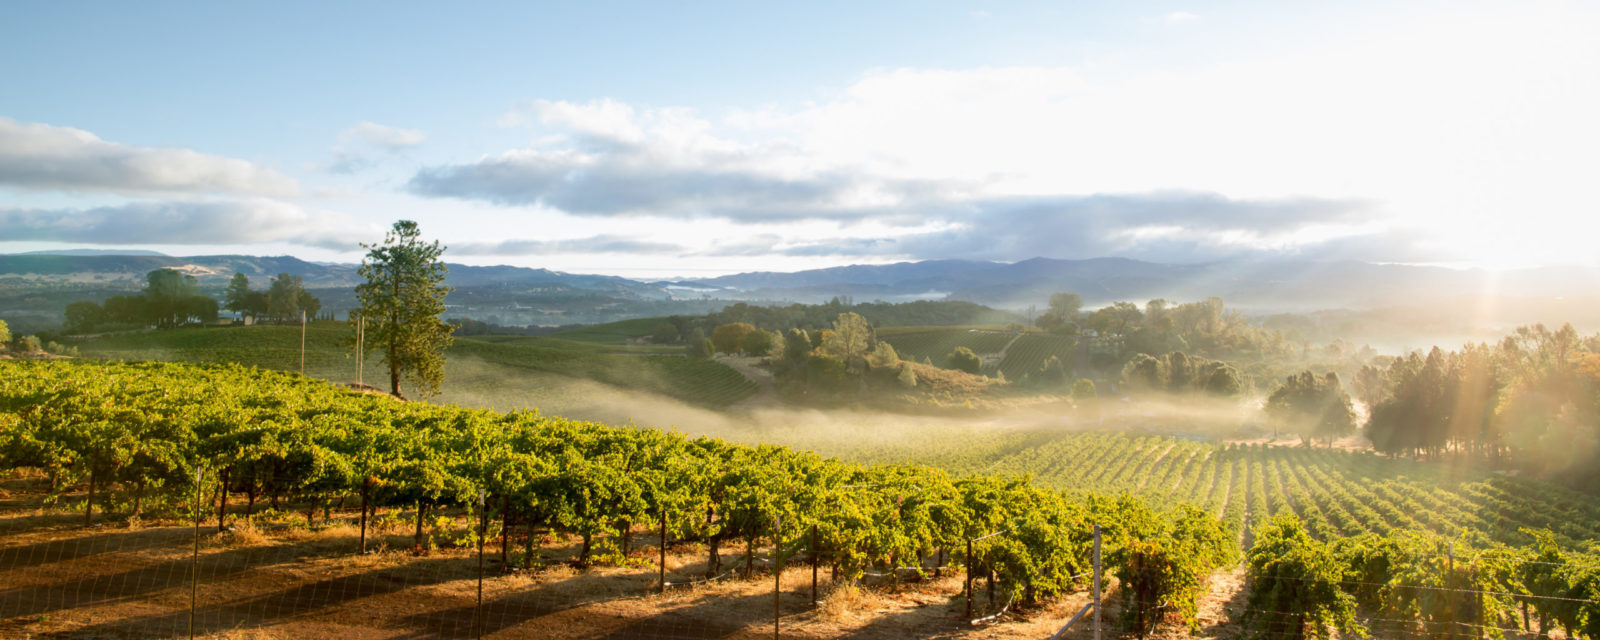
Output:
left=0, top=359, right=1239, bottom=637
left=891, top=430, right=1600, bottom=549
left=879, top=328, right=1078, bottom=380
left=7, top=360, right=1600, bottom=638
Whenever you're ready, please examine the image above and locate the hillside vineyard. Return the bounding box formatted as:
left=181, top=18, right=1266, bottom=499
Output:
left=7, top=359, right=1600, bottom=637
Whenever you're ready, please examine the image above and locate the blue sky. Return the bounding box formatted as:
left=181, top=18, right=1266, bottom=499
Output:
left=2, top=1, right=1597, bottom=277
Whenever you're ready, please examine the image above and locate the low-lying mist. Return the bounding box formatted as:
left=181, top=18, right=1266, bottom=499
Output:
left=431, top=356, right=1264, bottom=465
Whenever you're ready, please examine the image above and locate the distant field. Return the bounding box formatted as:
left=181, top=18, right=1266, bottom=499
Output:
left=866, top=429, right=1600, bottom=548
left=881, top=328, right=1079, bottom=380
left=67, top=323, right=757, bottom=407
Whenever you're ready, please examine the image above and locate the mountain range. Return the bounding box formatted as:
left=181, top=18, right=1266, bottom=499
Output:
left=5, top=251, right=1599, bottom=313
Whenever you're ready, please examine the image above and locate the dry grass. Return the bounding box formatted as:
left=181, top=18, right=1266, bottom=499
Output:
left=0, top=499, right=1275, bottom=640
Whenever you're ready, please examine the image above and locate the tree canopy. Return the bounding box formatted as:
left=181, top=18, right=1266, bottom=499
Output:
left=1266, top=371, right=1356, bottom=446
left=354, top=220, right=455, bottom=398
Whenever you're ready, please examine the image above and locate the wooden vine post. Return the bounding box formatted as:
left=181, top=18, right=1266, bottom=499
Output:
left=1093, top=524, right=1102, bottom=640
left=773, top=513, right=781, bottom=640
left=659, top=509, right=668, bottom=594
left=475, top=489, right=486, bottom=640
left=810, top=524, right=819, bottom=607
left=965, top=538, right=974, bottom=619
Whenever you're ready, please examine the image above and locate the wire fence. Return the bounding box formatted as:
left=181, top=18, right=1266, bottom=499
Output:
left=5, top=469, right=1598, bottom=640
left=0, top=470, right=1097, bottom=639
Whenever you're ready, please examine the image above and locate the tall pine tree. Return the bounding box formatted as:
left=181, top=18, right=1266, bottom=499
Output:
left=354, top=220, right=454, bottom=398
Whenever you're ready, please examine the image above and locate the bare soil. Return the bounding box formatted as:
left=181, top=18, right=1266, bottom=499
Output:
left=1, top=472, right=1136, bottom=640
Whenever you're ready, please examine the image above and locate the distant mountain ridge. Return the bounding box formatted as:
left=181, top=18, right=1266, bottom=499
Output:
left=0, top=253, right=666, bottom=295
left=19, top=249, right=170, bottom=257
left=5, top=252, right=1597, bottom=312
left=673, top=257, right=1600, bottom=311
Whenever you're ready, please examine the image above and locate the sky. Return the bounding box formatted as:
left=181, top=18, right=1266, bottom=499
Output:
left=1, top=0, right=1597, bottom=278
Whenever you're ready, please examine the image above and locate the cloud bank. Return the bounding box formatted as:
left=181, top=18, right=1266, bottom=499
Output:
left=0, top=117, right=297, bottom=196
left=409, top=98, right=1415, bottom=263
left=1, top=200, right=373, bottom=251
left=451, top=235, right=685, bottom=256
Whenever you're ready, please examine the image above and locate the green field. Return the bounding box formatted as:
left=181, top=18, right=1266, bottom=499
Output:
left=67, top=322, right=756, bottom=407
left=544, top=317, right=665, bottom=345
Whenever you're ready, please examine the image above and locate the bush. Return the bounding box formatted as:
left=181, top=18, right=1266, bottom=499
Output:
left=650, top=321, right=680, bottom=344
left=945, top=346, right=981, bottom=374
left=783, top=329, right=812, bottom=362
left=12, top=335, right=43, bottom=353
left=740, top=328, right=774, bottom=357
left=805, top=354, right=848, bottom=392
left=711, top=323, right=755, bottom=355
left=1243, top=514, right=1360, bottom=639
left=685, top=329, right=714, bottom=359
left=1071, top=378, right=1097, bottom=400
left=869, top=341, right=899, bottom=368
left=897, top=363, right=917, bottom=388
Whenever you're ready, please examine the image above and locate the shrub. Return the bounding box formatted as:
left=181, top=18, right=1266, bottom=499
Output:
left=945, top=346, right=981, bottom=374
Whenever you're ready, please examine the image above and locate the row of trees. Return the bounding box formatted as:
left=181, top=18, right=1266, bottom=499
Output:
left=65, top=268, right=219, bottom=332
left=682, top=299, right=1014, bottom=337
left=1121, top=351, right=1244, bottom=397
left=1037, top=294, right=1297, bottom=364
left=1353, top=324, right=1600, bottom=482
left=222, top=272, right=322, bottom=323
left=1257, top=323, right=1600, bottom=493
left=60, top=269, right=326, bottom=333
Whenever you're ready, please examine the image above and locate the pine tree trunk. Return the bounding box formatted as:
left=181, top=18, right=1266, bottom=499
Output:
left=388, top=307, right=401, bottom=397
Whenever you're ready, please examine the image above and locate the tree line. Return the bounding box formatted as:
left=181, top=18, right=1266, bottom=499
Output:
left=1355, top=324, right=1600, bottom=485
left=61, top=269, right=323, bottom=333
left=1259, top=323, right=1600, bottom=492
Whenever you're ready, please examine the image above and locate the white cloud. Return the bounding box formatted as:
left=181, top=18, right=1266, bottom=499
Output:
left=0, top=117, right=298, bottom=196
left=338, top=121, right=426, bottom=151
left=326, top=121, right=426, bottom=174
left=414, top=3, right=1600, bottom=267
left=413, top=99, right=962, bottom=223
left=451, top=234, right=685, bottom=256
left=0, top=199, right=377, bottom=250
left=1164, top=11, right=1199, bottom=23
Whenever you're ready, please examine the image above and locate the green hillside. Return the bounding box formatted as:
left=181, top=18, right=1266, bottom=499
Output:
left=66, top=323, right=756, bottom=407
